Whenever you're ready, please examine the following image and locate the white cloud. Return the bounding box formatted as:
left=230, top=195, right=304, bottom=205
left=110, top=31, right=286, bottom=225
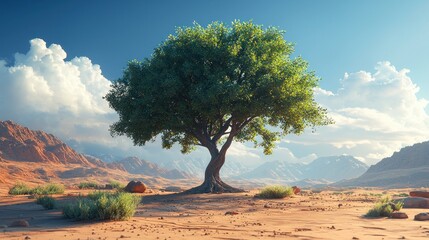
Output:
left=1, top=41, right=428, bottom=168
left=288, top=61, right=429, bottom=164
left=0, top=38, right=124, bottom=149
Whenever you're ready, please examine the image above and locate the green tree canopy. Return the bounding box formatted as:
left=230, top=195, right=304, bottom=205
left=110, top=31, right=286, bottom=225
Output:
left=105, top=21, right=331, bottom=193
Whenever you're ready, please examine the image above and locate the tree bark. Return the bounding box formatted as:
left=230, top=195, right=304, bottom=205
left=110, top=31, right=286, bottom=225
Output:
left=183, top=142, right=244, bottom=194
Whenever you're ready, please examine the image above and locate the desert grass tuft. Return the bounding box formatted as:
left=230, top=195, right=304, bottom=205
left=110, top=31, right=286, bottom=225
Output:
left=8, top=182, right=33, bottom=195
left=77, top=182, right=101, bottom=189
left=365, top=195, right=403, bottom=218
left=108, top=180, right=125, bottom=190
left=9, top=183, right=64, bottom=195
left=63, top=191, right=141, bottom=221
left=256, top=185, right=294, bottom=199
left=36, top=195, right=57, bottom=210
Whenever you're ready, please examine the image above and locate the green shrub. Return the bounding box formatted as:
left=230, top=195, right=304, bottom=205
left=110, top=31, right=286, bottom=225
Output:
left=256, top=185, right=294, bottom=199
left=9, top=183, right=65, bottom=195
left=78, top=182, right=101, bottom=189
left=108, top=180, right=125, bottom=190
left=63, top=191, right=141, bottom=221
left=8, top=183, right=33, bottom=195
left=32, top=183, right=65, bottom=195
left=365, top=195, right=403, bottom=217
left=36, top=195, right=56, bottom=210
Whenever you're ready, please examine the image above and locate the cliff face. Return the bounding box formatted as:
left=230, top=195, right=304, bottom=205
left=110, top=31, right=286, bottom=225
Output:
left=0, top=120, right=93, bottom=166
left=336, top=141, right=429, bottom=188
left=366, top=141, right=429, bottom=173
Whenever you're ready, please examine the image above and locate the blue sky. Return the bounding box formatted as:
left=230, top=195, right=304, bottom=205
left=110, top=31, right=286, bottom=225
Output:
left=2, top=0, right=429, bottom=94
left=1, top=0, right=429, bottom=166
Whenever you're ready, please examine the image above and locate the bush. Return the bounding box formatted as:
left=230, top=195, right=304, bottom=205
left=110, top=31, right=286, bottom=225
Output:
left=256, top=185, right=294, bottom=199
left=108, top=180, right=125, bottom=190
left=32, top=183, right=65, bottom=195
left=365, top=195, right=403, bottom=218
left=36, top=195, right=56, bottom=210
left=78, top=182, right=101, bottom=189
left=8, top=183, right=33, bottom=195
left=8, top=183, right=64, bottom=195
left=63, top=191, right=141, bottom=221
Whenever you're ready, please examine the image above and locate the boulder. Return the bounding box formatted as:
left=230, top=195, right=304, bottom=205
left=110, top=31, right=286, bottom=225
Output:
left=390, top=212, right=408, bottom=219
left=410, top=191, right=429, bottom=198
left=125, top=180, right=146, bottom=193
left=292, top=186, right=301, bottom=195
left=9, top=220, right=29, bottom=227
left=394, top=197, right=429, bottom=208
left=414, top=212, right=429, bottom=221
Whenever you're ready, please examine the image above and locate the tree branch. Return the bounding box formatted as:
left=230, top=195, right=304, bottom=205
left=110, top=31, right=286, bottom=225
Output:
left=212, top=117, right=233, bottom=143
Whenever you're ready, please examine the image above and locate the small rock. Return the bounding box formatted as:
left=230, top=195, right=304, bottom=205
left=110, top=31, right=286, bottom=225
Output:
left=395, top=197, right=429, bottom=208
left=352, top=237, right=359, bottom=240
left=414, top=212, right=429, bottom=221
left=24, top=236, right=31, bottom=240
left=225, top=211, right=239, bottom=215
left=390, top=212, right=408, bottom=219
left=292, top=186, right=301, bottom=195
left=9, top=220, right=29, bottom=227
left=338, top=203, right=343, bottom=208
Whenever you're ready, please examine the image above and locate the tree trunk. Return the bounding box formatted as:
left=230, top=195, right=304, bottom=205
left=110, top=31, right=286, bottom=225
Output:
left=183, top=145, right=244, bottom=194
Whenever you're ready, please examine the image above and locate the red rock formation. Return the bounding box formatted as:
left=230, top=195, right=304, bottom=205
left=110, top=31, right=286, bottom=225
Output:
left=125, top=180, right=147, bottom=193
left=410, top=191, right=429, bottom=198
left=0, top=120, right=93, bottom=166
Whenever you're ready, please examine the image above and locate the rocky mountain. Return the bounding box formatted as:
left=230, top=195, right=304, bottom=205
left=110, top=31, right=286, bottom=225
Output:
left=337, top=141, right=429, bottom=187
left=0, top=120, right=190, bottom=184
left=115, top=157, right=190, bottom=179
left=0, top=120, right=98, bottom=166
left=303, top=155, right=369, bottom=181
left=237, top=155, right=368, bottom=183
left=156, top=157, right=252, bottom=179
left=238, top=161, right=305, bottom=182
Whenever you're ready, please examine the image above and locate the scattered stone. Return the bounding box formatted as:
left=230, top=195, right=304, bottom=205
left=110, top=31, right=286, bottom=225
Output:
left=292, top=186, right=301, bottom=195
left=390, top=212, right=408, bottom=219
left=124, top=180, right=146, bottom=193
left=338, top=203, right=343, bottom=208
left=225, top=211, right=239, bottom=215
left=410, top=191, right=429, bottom=199
left=9, top=220, right=29, bottom=227
left=24, top=236, right=31, bottom=240
left=395, top=197, right=429, bottom=208
left=352, top=237, right=359, bottom=240
left=414, top=212, right=429, bottom=221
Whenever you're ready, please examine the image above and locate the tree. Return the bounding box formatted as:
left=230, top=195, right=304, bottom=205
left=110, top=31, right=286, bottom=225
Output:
left=105, top=21, right=332, bottom=193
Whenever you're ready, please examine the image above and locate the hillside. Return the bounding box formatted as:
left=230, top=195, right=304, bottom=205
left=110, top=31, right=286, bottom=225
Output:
left=0, top=120, right=190, bottom=186
left=337, top=141, right=429, bottom=187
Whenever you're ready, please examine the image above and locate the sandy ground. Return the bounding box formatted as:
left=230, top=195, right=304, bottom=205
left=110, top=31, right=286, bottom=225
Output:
left=1, top=187, right=429, bottom=240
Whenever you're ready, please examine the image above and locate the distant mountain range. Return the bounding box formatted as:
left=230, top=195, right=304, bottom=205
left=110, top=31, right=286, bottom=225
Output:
left=337, top=141, right=429, bottom=188
left=0, top=120, right=190, bottom=185
left=236, top=155, right=368, bottom=183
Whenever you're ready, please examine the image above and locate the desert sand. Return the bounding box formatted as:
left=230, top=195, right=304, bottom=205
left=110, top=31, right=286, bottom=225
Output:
left=1, top=187, right=429, bottom=240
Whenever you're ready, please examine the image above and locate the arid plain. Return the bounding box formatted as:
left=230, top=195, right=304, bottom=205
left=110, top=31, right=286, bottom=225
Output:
left=1, top=184, right=429, bottom=240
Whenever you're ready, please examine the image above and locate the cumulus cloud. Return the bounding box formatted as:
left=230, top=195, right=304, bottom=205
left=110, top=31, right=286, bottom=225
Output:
left=1, top=40, right=427, bottom=168
left=287, top=61, right=429, bottom=164
left=0, top=38, right=116, bottom=144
